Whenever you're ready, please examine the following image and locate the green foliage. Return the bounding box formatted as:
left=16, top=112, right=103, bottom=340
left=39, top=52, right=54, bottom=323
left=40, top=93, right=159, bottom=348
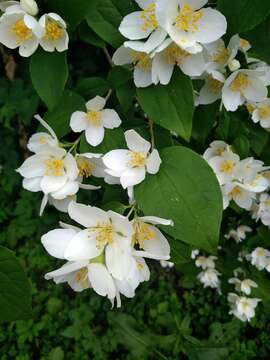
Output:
left=0, top=246, right=32, bottom=322
left=137, top=69, right=194, bottom=142
left=30, top=50, right=68, bottom=110
left=135, top=146, right=223, bottom=253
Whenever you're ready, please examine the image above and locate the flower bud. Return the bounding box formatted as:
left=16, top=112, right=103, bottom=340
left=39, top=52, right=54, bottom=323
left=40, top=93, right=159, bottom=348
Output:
left=228, top=59, right=241, bottom=72
left=20, top=0, right=38, bottom=16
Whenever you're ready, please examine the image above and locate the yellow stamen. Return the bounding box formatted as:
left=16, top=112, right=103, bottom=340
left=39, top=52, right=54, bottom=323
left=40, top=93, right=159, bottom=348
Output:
left=75, top=267, right=89, bottom=287
left=140, top=3, right=158, bottom=32
left=44, top=19, right=64, bottom=41
left=12, top=19, right=32, bottom=43
left=39, top=136, right=47, bottom=144
left=211, top=45, right=229, bottom=64
left=240, top=38, right=250, bottom=51
left=208, top=76, right=223, bottom=93
left=133, top=221, right=155, bottom=248
left=230, top=74, right=250, bottom=94
left=175, top=3, right=203, bottom=33
left=220, top=160, right=235, bottom=173
left=246, top=103, right=255, bottom=114
left=77, top=158, right=96, bottom=177
left=258, top=106, right=270, bottom=119
left=129, top=151, right=147, bottom=167
left=89, top=222, right=114, bottom=249
left=87, top=110, right=102, bottom=126
left=257, top=248, right=266, bottom=257
left=163, top=43, right=190, bottom=65
left=229, top=186, right=242, bottom=198
left=45, top=159, right=64, bottom=177
left=132, top=52, right=152, bottom=71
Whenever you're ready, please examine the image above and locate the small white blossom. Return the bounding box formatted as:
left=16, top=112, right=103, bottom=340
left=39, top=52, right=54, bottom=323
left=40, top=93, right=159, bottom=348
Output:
left=198, top=268, right=220, bottom=289
left=249, top=247, right=270, bottom=271
left=195, top=255, right=217, bottom=270
left=225, top=225, right=252, bottom=243
left=228, top=293, right=261, bottom=322
left=38, top=13, right=68, bottom=52
left=229, top=278, right=258, bottom=295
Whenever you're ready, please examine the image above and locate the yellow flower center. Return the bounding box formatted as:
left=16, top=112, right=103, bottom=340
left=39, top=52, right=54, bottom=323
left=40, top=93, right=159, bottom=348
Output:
left=229, top=186, right=242, bottom=198
left=163, top=43, right=190, bottom=65
left=140, top=3, right=158, bottom=31
left=87, top=110, right=102, bottom=126
left=230, top=74, right=250, bottom=94
left=258, top=106, right=270, bottom=119
left=240, top=38, right=250, bottom=51
left=129, top=151, right=147, bottom=167
left=44, top=159, right=64, bottom=177
left=246, top=103, right=255, bottom=114
left=77, top=158, right=96, bottom=177
left=208, top=76, right=223, bottom=93
left=12, top=19, right=32, bottom=43
left=75, top=267, right=89, bottom=287
left=133, top=222, right=155, bottom=248
left=39, top=136, right=47, bottom=144
left=44, top=19, right=64, bottom=41
left=257, top=248, right=266, bottom=257
left=220, top=160, right=235, bottom=173
left=175, top=3, right=203, bottom=32
left=132, top=52, right=152, bottom=71
left=211, top=45, right=229, bottom=64
left=89, top=222, right=114, bottom=249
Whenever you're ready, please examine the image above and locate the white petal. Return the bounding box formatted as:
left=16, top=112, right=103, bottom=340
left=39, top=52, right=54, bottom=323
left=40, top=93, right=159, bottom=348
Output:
left=70, top=111, right=88, bottom=132
left=88, top=263, right=116, bottom=299
left=180, top=52, right=206, bottom=76
left=120, top=167, right=146, bottom=188
left=103, top=150, right=130, bottom=171
left=64, top=229, right=103, bottom=261
left=17, top=154, right=46, bottom=178
left=68, top=201, right=107, bottom=228
left=112, top=46, right=133, bottom=65
left=51, top=181, right=79, bottom=200
left=22, top=177, right=41, bottom=192
left=41, top=229, right=77, bottom=259
left=45, top=261, right=88, bottom=280
left=40, top=175, right=67, bottom=194
left=85, top=125, right=105, bottom=147
left=125, top=129, right=151, bottom=152
left=64, top=153, right=79, bottom=180
left=146, top=149, right=161, bottom=174
left=19, top=37, right=39, bottom=57
left=86, top=96, right=106, bottom=111
left=119, top=11, right=152, bottom=40
left=141, top=225, right=170, bottom=257
left=244, top=77, right=268, bottom=103
left=105, top=244, right=137, bottom=280
left=195, top=8, right=227, bottom=44
left=152, top=53, right=174, bottom=85
left=179, top=0, right=208, bottom=10
left=101, top=109, right=122, bottom=129
left=139, top=216, right=173, bottom=226
left=134, top=67, right=153, bottom=87
left=222, top=84, right=242, bottom=111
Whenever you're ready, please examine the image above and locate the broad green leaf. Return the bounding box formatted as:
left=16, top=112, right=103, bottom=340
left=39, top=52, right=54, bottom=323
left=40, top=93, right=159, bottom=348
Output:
left=30, top=50, right=68, bottom=110
left=192, top=103, right=218, bottom=145
left=47, top=0, right=91, bottom=30
left=80, top=127, right=125, bottom=153
left=245, top=15, right=270, bottom=64
left=217, top=0, right=270, bottom=35
left=85, top=0, right=135, bottom=48
left=44, top=91, right=85, bottom=138
left=135, top=146, right=223, bottom=252
left=78, top=22, right=105, bottom=48
left=75, top=77, right=110, bottom=99
left=0, top=246, right=32, bottom=322
left=232, top=135, right=250, bottom=159
left=137, top=69, right=194, bottom=142
left=108, top=66, right=136, bottom=113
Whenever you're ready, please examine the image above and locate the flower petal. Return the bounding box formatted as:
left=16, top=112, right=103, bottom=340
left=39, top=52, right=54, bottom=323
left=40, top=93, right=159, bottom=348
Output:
left=125, top=129, right=151, bottom=153
left=41, top=229, right=77, bottom=259
left=101, top=109, right=122, bottom=129
left=70, top=111, right=88, bottom=132
left=68, top=201, right=107, bottom=227
left=146, top=149, right=161, bottom=174
left=86, top=96, right=106, bottom=111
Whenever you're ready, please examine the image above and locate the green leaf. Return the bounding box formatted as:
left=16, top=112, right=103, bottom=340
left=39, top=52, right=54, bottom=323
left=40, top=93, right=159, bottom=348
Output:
left=232, top=135, right=250, bottom=159
left=245, top=122, right=269, bottom=156
left=217, top=0, right=270, bottom=35
left=78, top=22, right=105, bottom=48
left=86, top=0, right=135, bottom=48
left=44, top=91, right=85, bottom=138
left=0, top=246, right=32, bottom=322
left=47, top=0, right=91, bottom=30
left=135, top=146, right=223, bottom=253
left=75, top=77, right=110, bottom=99
left=30, top=50, right=68, bottom=110
left=192, top=103, right=218, bottom=145
left=245, top=15, right=270, bottom=64
left=137, top=69, right=194, bottom=142
left=80, top=127, right=126, bottom=153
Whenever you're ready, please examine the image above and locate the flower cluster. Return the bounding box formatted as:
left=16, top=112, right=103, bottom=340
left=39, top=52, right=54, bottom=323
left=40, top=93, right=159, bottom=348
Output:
left=194, top=253, right=220, bottom=290
left=0, top=0, right=68, bottom=57
left=204, top=141, right=269, bottom=211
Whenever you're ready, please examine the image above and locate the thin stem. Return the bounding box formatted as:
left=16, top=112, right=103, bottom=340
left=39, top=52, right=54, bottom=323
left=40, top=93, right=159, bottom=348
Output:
left=105, top=89, right=113, bottom=102
left=149, top=118, right=155, bottom=150
left=103, top=47, right=114, bottom=68
left=68, top=136, right=81, bottom=154
left=127, top=204, right=136, bottom=219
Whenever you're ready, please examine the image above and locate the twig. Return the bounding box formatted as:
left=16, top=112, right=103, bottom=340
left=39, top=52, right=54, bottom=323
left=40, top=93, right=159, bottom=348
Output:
left=103, top=47, right=114, bottom=68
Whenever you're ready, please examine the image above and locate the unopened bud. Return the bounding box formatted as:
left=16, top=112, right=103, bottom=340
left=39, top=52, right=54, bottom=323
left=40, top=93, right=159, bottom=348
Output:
left=20, top=0, right=38, bottom=16
left=228, top=59, right=241, bottom=72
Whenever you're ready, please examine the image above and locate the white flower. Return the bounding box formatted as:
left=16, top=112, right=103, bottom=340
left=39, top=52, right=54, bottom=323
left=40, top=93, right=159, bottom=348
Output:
left=256, top=193, right=270, bottom=226
left=195, top=255, right=217, bottom=270
left=239, top=38, right=251, bottom=53
left=222, top=70, right=268, bottom=112
left=203, top=140, right=229, bottom=161
left=70, top=96, right=122, bottom=147
left=132, top=216, right=173, bottom=259
left=45, top=260, right=118, bottom=306
left=250, top=247, right=270, bottom=270
left=225, top=225, right=252, bottom=243
left=252, top=99, right=270, bottom=129
left=38, top=13, right=68, bottom=52
left=119, top=0, right=167, bottom=54
left=228, top=293, right=261, bottom=322
left=229, top=278, right=258, bottom=295
left=20, top=0, right=38, bottom=16
left=235, top=157, right=266, bottom=184
left=160, top=260, right=174, bottom=268
left=204, top=35, right=240, bottom=72
left=48, top=194, right=76, bottom=213
left=198, top=268, right=220, bottom=288
left=198, top=70, right=225, bottom=105
left=156, top=0, right=227, bottom=54
left=103, top=129, right=161, bottom=189
left=222, top=182, right=256, bottom=210
left=208, top=150, right=240, bottom=185
left=191, top=249, right=199, bottom=259
left=0, top=7, right=41, bottom=57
